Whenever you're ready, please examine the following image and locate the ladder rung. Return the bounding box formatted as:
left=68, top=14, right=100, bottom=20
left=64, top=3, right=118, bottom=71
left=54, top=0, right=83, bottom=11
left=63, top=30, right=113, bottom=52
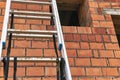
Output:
left=1, top=57, right=61, bottom=62
left=10, top=33, right=55, bottom=38
left=10, top=10, right=54, bottom=16
left=10, top=15, right=51, bottom=20
left=8, top=29, right=57, bottom=35
left=11, top=0, right=52, bottom=5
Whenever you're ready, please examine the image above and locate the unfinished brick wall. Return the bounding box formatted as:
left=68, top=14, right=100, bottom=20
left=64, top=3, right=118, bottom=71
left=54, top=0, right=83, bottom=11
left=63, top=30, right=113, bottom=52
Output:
left=0, top=0, right=120, bottom=80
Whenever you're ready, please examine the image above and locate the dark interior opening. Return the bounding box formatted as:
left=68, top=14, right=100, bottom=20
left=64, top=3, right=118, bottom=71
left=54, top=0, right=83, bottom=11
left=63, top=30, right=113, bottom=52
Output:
left=112, top=15, right=120, bottom=46
left=58, top=10, right=80, bottom=26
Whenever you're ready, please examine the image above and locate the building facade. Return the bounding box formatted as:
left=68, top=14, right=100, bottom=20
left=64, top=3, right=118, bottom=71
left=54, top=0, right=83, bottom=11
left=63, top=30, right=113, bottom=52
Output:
left=0, top=0, right=120, bottom=80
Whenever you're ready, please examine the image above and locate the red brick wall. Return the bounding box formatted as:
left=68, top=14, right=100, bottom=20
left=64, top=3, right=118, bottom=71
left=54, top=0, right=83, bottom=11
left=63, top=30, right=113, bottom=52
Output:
left=0, top=0, right=120, bottom=80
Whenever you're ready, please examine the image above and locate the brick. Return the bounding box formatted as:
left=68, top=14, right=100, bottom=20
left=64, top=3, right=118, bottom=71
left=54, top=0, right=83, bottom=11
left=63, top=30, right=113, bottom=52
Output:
left=7, top=78, right=22, bottom=80
left=14, top=19, right=26, bottom=24
left=10, top=48, right=25, bottom=56
left=43, top=20, right=50, bottom=25
left=0, top=78, right=4, bottom=80
left=91, top=21, right=100, bottom=27
left=91, top=14, right=105, bottom=21
left=109, top=59, right=120, bottom=66
left=100, top=21, right=107, bottom=27
left=81, top=35, right=89, bottom=41
left=96, top=77, right=113, bottom=80
left=105, top=15, right=112, bottom=21
left=27, top=4, right=42, bottom=11
left=42, top=5, right=50, bottom=12
left=77, top=27, right=92, bottom=34
left=80, top=78, right=95, bottom=80
left=23, top=78, right=40, bottom=80
left=17, top=62, right=34, bottom=67
left=63, top=26, right=77, bottom=33
left=90, top=43, right=104, bottom=49
left=110, top=35, right=118, bottom=43
left=91, top=58, right=107, bottom=66
left=105, top=43, right=119, bottom=49
left=68, top=58, right=75, bottom=66
left=76, top=58, right=91, bottom=66
left=26, top=19, right=42, bottom=25
left=46, top=25, right=55, bottom=30
left=26, top=49, right=43, bottom=57
left=0, top=23, right=2, bottom=30
left=14, top=24, right=30, bottom=30
left=92, top=28, right=107, bottom=34
left=32, top=41, right=48, bottom=48
left=86, top=68, right=102, bottom=76
left=45, top=67, right=56, bottom=76
left=73, top=34, right=81, bottom=41
left=26, top=67, right=44, bottom=76
left=44, top=49, right=56, bottom=57
left=114, top=51, right=120, bottom=58
left=102, top=68, right=118, bottom=76
left=99, top=2, right=111, bottom=8
left=64, top=34, right=73, bottom=41
left=31, top=25, right=46, bottom=30
left=95, top=35, right=103, bottom=42
left=107, top=28, right=116, bottom=34
left=1, top=8, right=5, bottom=15
left=14, top=40, right=31, bottom=48
left=48, top=41, right=55, bottom=48
left=99, top=50, right=114, bottom=57
left=9, top=67, right=25, bottom=77
left=89, top=8, right=97, bottom=14
left=0, top=2, right=5, bottom=8
left=111, top=3, right=119, bottom=8
left=65, top=42, right=80, bottom=49
left=93, top=50, right=99, bottom=57
left=66, top=49, right=77, bottom=57
left=77, top=50, right=92, bottom=57
left=106, top=21, right=114, bottom=27
left=71, top=67, right=85, bottom=76
left=0, top=16, right=3, bottom=23
left=0, top=67, right=3, bottom=77
left=42, top=77, right=56, bottom=80
left=88, top=35, right=96, bottom=42
left=11, top=3, right=26, bottom=10
left=72, top=77, right=78, bottom=80
left=80, top=42, right=90, bottom=49
left=88, top=2, right=98, bottom=7
left=113, top=78, right=120, bottom=80
left=103, top=35, right=111, bottom=42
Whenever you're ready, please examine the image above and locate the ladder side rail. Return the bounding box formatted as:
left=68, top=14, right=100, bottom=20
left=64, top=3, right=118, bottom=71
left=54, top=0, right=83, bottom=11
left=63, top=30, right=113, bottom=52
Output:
left=52, top=0, right=72, bottom=80
left=0, top=0, right=12, bottom=58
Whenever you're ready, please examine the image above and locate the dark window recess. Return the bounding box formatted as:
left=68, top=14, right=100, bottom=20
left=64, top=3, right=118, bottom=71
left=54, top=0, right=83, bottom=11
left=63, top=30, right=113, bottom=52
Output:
left=112, top=15, right=120, bottom=46
left=58, top=10, right=80, bottom=26
left=116, top=34, right=120, bottom=46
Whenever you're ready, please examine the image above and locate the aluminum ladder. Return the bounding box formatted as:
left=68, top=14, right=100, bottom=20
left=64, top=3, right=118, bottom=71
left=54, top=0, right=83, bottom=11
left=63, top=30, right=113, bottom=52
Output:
left=0, top=0, right=72, bottom=80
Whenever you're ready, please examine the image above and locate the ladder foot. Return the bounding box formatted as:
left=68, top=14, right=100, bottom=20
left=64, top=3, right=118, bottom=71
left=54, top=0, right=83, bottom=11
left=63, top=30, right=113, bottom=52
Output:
left=2, top=42, right=6, bottom=49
